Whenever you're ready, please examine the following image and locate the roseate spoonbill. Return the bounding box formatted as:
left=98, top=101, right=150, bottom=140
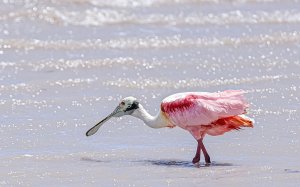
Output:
left=86, top=90, right=253, bottom=164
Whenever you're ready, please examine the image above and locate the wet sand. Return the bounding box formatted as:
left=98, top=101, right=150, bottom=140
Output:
left=0, top=0, right=300, bottom=186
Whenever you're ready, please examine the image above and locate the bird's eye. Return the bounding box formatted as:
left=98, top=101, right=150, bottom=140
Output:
left=121, top=101, right=125, bottom=105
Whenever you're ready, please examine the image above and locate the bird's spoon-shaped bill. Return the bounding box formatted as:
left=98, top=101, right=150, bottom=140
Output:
left=86, top=106, right=120, bottom=136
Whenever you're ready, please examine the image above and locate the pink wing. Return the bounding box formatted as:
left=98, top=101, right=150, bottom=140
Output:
left=161, top=90, right=249, bottom=128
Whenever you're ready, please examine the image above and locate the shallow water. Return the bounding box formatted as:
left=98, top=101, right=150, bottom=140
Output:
left=0, top=0, right=300, bottom=186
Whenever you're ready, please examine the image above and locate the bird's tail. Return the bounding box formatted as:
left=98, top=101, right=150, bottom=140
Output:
left=214, top=115, right=254, bottom=130
left=228, top=115, right=254, bottom=129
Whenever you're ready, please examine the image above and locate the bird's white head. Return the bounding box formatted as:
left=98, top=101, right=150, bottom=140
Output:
left=113, top=96, right=140, bottom=117
left=85, top=96, right=140, bottom=136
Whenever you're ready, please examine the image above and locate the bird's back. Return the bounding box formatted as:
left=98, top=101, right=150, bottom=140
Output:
left=161, top=90, right=250, bottom=128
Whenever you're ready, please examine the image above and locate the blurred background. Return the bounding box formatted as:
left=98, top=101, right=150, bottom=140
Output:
left=0, top=0, right=299, bottom=186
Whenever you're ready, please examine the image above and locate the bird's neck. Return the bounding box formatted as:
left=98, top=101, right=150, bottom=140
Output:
left=131, top=104, right=167, bottom=128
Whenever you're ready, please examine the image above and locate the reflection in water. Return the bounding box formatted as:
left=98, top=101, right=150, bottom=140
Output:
left=139, top=160, right=234, bottom=168
left=284, top=169, right=300, bottom=174
left=81, top=157, right=110, bottom=163
left=81, top=157, right=234, bottom=168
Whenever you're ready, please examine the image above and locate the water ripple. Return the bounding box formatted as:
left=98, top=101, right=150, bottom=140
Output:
left=49, top=0, right=297, bottom=8
left=1, top=32, right=300, bottom=51
left=103, top=74, right=300, bottom=89
left=1, top=7, right=300, bottom=26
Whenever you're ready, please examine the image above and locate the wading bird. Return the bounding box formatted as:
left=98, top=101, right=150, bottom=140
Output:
left=86, top=90, right=253, bottom=164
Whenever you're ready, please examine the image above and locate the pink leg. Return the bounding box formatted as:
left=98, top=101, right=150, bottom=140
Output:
left=199, top=139, right=211, bottom=163
left=192, top=138, right=211, bottom=164
left=192, top=141, right=201, bottom=164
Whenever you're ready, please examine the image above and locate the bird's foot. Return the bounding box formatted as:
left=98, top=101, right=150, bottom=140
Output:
left=205, top=156, right=211, bottom=164
left=192, top=156, right=200, bottom=164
